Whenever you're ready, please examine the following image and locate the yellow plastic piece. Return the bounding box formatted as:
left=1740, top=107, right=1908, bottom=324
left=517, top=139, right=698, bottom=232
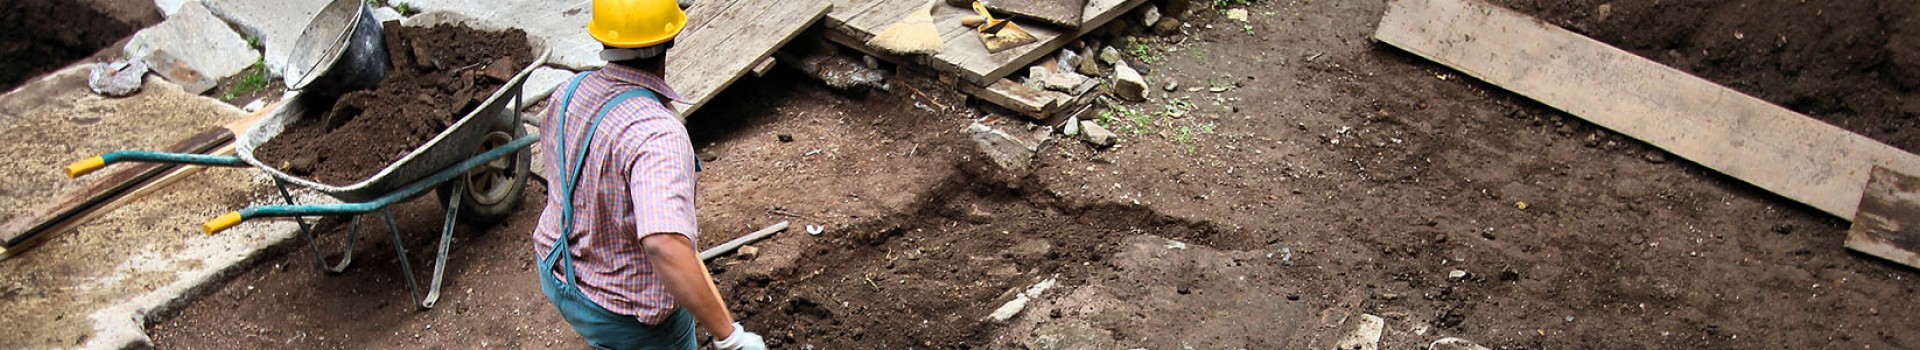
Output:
left=203, top=212, right=244, bottom=235
left=587, top=0, right=686, bottom=48
left=66, top=156, right=106, bottom=179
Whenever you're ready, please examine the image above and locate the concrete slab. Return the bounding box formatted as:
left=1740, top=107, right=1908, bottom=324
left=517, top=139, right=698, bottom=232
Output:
left=0, top=64, right=311, bottom=349
left=199, top=0, right=331, bottom=77
left=402, top=0, right=601, bottom=70
left=0, top=168, right=313, bottom=349
left=126, top=1, right=261, bottom=81
left=0, top=65, right=239, bottom=228
left=521, top=67, right=578, bottom=107
left=155, top=0, right=187, bottom=16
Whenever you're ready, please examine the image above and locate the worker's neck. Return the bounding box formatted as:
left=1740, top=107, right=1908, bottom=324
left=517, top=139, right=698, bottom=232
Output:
left=610, top=59, right=667, bottom=77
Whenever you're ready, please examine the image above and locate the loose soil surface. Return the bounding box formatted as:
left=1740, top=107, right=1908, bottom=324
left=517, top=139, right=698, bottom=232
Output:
left=255, top=24, right=532, bottom=185
left=147, top=0, right=1919, bottom=349
left=1493, top=0, right=1920, bottom=153
left=0, top=0, right=152, bottom=92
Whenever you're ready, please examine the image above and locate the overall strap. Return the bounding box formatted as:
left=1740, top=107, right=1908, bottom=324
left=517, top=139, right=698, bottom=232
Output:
left=550, top=73, right=663, bottom=287
left=541, top=74, right=590, bottom=274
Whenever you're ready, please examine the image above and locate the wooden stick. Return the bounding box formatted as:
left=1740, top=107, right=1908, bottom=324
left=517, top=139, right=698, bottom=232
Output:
left=699, top=221, right=789, bottom=261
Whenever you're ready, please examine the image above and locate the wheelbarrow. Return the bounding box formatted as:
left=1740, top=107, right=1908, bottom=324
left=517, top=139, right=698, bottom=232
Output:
left=63, top=5, right=553, bottom=309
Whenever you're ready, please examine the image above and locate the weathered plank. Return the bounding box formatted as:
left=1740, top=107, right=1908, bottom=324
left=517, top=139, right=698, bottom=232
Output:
left=943, top=0, right=1085, bottom=28
left=1846, top=167, right=1920, bottom=268
left=1374, top=0, right=1920, bottom=219
left=825, top=0, right=1147, bottom=85
left=958, top=79, right=1067, bottom=116
left=666, top=0, right=832, bottom=116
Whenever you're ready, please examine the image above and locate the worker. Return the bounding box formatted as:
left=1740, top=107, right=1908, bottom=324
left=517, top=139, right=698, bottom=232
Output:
left=532, top=0, right=764, bottom=349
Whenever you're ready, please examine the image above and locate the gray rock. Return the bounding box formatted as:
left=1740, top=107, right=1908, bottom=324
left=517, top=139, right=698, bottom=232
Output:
left=143, top=50, right=217, bottom=94
left=1139, top=4, right=1161, bottom=27
left=1026, top=66, right=1052, bottom=89
left=126, top=1, right=261, bottom=80
left=519, top=67, right=577, bottom=107
left=401, top=0, right=599, bottom=69
left=1098, top=46, right=1122, bottom=66
left=966, top=122, right=1051, bottom=173
left=1062, top=116, right=1081, bottom=136
left=1111, top=62, right=1147, bottom=102
left=1080, top=121, right=1116, bottom=147
left=88, top=60, right=148, bottom=97
left=1336, top=314, right=1385, bottom=350
left=200, top=0, right=331, bottom=77
left=1040, top=71, right=1089, bottom=93
left=1162, top=79, right=1179, bottom=92
left=155, top=0, right=189, bottom=16
left=370, top=6, right=405, bottom=23
left=1428, top=337, right=1493, bottom=350
left=1075, top=54, right=1106, bottom=76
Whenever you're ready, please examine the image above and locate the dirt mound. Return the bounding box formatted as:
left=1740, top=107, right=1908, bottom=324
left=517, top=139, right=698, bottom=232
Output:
left=254, top=24, right=531, bottom=185
left=0, top=0, right=147, bottom=92
left=1492, top=0, right=1920, bottom=153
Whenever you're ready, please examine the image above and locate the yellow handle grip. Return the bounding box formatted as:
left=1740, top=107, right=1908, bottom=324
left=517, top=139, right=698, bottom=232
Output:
left=203, top=212, right=243, bottom=235
left=66, top=156, right=106, bottom=179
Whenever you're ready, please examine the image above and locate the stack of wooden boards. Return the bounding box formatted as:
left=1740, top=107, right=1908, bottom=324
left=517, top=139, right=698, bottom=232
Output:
left=824, top=0, right=1150, bottom=119
left=1374, top=0, right=1920, bottom=268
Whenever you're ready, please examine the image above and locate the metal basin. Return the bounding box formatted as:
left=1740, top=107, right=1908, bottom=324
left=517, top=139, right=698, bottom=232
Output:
left=284, top=0, right=389, bottom=99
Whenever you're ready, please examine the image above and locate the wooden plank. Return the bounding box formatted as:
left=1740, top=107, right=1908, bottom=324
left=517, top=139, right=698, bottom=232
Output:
left=825, top=0, right=1147, bottom=85
left=666, top=0, right=832, bottom=116
left=958, top=79, right=1066, bottom=116
left=1374, top=0, right=1920, bottom=219
left=943, top=0, right=1085, bottom=28
left=1846, top=167, right=1920, bottom=268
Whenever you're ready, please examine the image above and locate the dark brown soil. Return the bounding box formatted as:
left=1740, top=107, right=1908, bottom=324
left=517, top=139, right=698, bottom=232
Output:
left=254, top=24, right=531, bottom=185
left=0, top=0, right=151, bottom=92
left=1493, top=0, right=1920, bottom=153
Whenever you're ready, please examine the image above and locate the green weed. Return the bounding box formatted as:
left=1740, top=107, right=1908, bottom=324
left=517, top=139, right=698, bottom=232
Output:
left=222, top=58, right=269, bottom=101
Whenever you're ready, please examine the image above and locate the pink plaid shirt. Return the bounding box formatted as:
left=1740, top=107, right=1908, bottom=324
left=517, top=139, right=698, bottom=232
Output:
left=533, top=64, right=696, bottom=325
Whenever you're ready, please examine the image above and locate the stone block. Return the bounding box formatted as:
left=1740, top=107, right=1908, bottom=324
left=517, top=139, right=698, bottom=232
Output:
left=200, top=0, right=331, bottom=78
left=126, top=1, right=261, bottom=81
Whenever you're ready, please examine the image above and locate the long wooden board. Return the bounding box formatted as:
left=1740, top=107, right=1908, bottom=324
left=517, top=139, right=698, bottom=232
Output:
left=1846, top=167, right=1920, bottom=268
left=666, top=0, right=832, bottom=116
left=1374, top=0, right=1920, bottom=219
left=825, top=0, right=1146, bottom=85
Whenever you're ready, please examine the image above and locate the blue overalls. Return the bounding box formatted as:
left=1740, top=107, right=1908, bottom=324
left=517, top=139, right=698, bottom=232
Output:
left=538, top=73, right=697, bottom=350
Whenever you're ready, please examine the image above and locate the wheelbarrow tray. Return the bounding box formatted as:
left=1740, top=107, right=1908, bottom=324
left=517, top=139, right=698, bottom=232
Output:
left=238, top=16, right=550, bottom=203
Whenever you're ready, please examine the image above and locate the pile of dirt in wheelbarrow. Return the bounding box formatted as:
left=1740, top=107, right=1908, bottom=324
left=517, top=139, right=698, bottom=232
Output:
left=254, top=24, right=531, bottom=185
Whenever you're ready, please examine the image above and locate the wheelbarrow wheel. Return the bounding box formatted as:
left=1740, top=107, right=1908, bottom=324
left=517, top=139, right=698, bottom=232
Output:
left=437, top=121, right=530, bottom=229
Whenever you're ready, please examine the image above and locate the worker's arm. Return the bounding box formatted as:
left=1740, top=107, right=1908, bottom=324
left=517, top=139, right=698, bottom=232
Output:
left=639, top=233, right=735, bottom=337
left=626, top=116, right=762, bottom=349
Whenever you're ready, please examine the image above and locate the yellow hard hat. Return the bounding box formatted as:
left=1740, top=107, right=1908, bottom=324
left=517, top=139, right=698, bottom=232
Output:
left=587, top=0, right=686, bottom=49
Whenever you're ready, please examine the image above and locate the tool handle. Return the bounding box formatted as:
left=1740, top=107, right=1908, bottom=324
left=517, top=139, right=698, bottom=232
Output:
left=203, top=211, right=244, bottom=235
left=65, top=156, right=107, bottom=179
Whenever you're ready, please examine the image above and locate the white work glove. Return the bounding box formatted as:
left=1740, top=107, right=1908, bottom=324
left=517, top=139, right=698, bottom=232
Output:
left=712, top=322, right=766, bottom=350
